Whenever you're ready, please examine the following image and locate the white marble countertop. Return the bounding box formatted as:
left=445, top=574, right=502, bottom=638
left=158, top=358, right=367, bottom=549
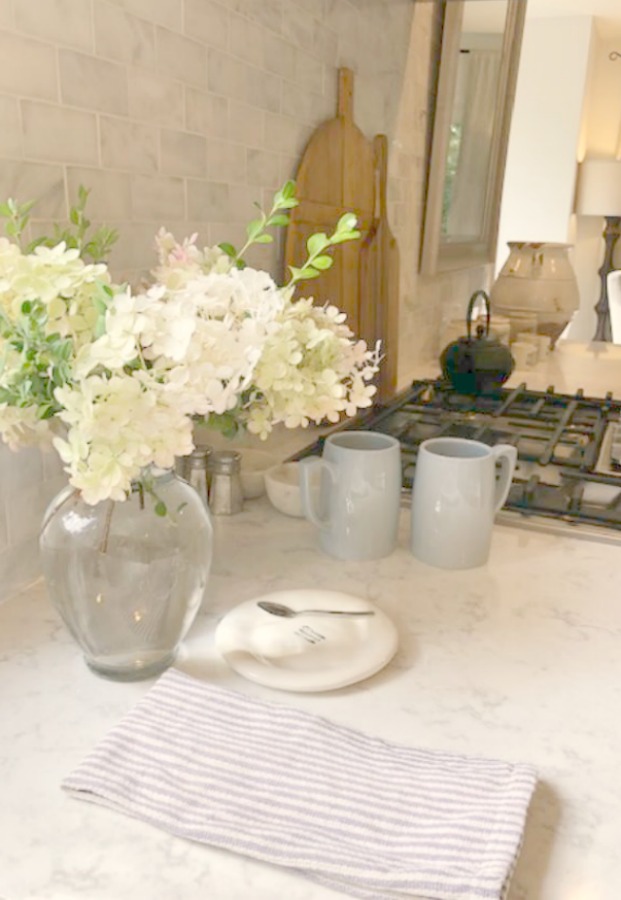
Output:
left=2, top=343, right=621, bottom=900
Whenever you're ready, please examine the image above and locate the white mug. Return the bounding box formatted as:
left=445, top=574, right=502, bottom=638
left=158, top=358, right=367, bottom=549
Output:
left=410, top=437, right=517, bottom=569
left=299, top=431, right=402, bottom=560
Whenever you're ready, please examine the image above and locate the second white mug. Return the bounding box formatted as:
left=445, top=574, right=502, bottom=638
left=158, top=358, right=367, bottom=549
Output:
left=410, top=437, right=517, bottom=570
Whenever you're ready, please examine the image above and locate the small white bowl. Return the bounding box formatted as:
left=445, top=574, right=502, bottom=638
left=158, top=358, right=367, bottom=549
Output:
left=265, top=462, right=319, bottom=517
left=237, top=448, right=279, bottom=499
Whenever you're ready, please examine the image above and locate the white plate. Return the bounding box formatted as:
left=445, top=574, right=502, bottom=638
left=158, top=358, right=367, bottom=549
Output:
left=214, top=589, right=398, bottom=693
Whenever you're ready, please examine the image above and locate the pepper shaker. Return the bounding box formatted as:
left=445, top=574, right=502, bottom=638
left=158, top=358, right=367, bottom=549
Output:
left=177, top=448, right=211, bottom=509
left=208, top=450, right=244, bottom=515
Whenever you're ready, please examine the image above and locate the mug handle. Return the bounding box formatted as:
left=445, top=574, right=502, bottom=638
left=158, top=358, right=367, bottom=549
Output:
left=491, top=444, right=518, bottom=513
left=299, top=456, right=335, bottom=530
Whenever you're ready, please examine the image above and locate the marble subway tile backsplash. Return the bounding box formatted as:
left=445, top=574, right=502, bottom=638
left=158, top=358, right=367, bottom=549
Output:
left=59, top=49, right=129, bottom=115
left=155, top=26, right=206, bottom=88
left=0, top=94, right=21, bottom=156
left=0, top=31, right=58, bottom=100
left=13, top=0, right=93, bottom=51
left=21, top=101, right=99, bottom=164
left=99, top=115, right=159, bottom=173
left=128, top=68, right=185, bottom=128
left=160, top=129, right=207, bottom=178
left=94, top=2, right=157, bottom=66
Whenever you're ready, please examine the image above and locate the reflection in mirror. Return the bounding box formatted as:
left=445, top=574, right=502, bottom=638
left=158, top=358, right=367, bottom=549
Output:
left=420, top=0, right=526, bottom=275
left=442, top=7, right=507, bottom=242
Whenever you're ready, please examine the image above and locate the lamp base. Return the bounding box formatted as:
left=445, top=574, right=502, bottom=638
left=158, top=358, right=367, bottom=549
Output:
left=593, top=216, right=621, bottom=342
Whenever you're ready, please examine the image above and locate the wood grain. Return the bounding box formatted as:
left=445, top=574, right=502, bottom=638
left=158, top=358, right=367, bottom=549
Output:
left=284, top=68, right=375, bottom=333
left=359, top=134, right=400, bottom=403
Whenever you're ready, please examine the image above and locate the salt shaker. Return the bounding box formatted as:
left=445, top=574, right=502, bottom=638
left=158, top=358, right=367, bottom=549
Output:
left=178, top=448, right=211, bottom=508
left=208, top=450, right=244, bottom=515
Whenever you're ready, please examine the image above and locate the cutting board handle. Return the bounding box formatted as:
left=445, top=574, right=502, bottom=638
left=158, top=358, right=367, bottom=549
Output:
left=337, top=67, right=354, bottom=122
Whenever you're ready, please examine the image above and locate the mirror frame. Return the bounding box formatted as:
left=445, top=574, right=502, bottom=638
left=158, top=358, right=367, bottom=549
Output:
left=420, top=0, right=526, bottom=276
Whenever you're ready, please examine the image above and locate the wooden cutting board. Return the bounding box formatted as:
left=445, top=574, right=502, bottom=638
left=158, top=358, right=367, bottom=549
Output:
left=359, top=134, right=400, bottom=403
left=284, top=68, right=375, bottom=334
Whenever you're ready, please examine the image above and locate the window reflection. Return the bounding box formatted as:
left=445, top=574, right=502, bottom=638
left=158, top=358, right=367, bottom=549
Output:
left=442, top=3, right=507, bottom=242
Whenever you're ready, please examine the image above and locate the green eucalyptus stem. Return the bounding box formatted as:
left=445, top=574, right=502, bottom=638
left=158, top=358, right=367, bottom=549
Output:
left=218, top=180, right=299, bottom=268
left=0, top=184, right=119, bottom=263
left=285, top=212, right=360, bottom=290
left=217, top=181, right=361, bottom=292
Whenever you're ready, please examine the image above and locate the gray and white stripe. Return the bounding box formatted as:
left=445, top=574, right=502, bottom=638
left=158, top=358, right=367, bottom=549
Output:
left=63, top=670, right=536, bottom=900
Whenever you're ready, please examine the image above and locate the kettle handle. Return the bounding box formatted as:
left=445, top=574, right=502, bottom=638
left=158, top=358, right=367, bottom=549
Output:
left=466, top=290, right=491, bottom=339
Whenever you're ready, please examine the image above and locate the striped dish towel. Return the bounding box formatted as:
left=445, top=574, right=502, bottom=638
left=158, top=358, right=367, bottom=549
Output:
left=63, top=670, right=536, bottom=900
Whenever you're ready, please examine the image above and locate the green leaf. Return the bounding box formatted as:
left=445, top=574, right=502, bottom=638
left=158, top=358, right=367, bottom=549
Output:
left=311, top=254, right=333, bottom=271
left=21, top=300, right=32, bottom=314
left=154, top=501, right=167, bottom=517
left=281, top=180, right=296, bottom=200
left=336, top=212, right=358, bottom=232
left=25, top=236, right=46, bottom=253
left=246, top=218, right=265, bottom=240
left=292, top=266, right=319, bottom=281
left=218, top=242, right=237, bottom=259
left=206, top=412, right=240, bottom=439
left=275, top=198, right=298, bottom=210
left=328, top=230, right=361, bottom=244
left=307, top=232, right=329, bottom=256
left=254, top=234, right=273, bottom=244
left=267, top=214, right=289, bottom=227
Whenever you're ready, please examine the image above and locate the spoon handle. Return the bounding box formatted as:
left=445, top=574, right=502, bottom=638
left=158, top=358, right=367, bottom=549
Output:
left=305, top=609, right=374, bottom=616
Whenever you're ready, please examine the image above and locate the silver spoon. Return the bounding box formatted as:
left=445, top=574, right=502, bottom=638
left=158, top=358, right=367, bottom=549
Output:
left=258, top=600, right=374, bottom=619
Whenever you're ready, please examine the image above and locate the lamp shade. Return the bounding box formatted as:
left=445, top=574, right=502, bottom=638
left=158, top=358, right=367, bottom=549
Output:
left=576, top=158, right=621, bottom=216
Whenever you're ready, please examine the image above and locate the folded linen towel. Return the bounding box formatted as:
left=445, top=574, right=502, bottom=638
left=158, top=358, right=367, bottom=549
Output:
left=63, top=670, right=536, bottom=900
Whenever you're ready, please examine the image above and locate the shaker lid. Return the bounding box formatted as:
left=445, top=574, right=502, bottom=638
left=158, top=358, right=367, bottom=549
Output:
left=210, top=449, right=241, bottom=473
left=184, top=447, right=212, bottom=470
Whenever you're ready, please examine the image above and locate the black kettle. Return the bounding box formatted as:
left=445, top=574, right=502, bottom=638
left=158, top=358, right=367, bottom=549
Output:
left=440, top=290, right=514, bottom=395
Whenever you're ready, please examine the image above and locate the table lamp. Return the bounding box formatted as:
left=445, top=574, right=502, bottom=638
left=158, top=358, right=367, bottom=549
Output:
left=575, top=157, right=621, bottom=341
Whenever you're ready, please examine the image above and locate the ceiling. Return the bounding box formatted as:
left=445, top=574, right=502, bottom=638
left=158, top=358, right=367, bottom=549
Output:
left=527, top=0, right=621, bottom=38
left=464, top=0, right=621, bottom=39
left=529, top=0, right=620, bottom=16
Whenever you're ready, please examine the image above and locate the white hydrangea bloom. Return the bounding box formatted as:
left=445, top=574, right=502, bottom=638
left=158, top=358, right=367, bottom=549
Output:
left=54, top=373, right=194, bottom=504
left=245, top=297, right=379, bottom=438
left=0, top=239, right=109, bottom=348
left=153, top=228, right=232, bottom=289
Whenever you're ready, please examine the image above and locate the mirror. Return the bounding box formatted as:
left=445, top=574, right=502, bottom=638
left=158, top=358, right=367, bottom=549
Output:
left=420, top=0, right=526, bottom=275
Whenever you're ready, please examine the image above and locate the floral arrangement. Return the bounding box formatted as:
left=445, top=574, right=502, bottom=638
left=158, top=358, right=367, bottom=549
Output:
left=0, top=183, right=380, bottom=505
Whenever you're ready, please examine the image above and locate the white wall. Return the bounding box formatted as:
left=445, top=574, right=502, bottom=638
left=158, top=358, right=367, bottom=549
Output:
left=496, top=16, right=595, bottom=269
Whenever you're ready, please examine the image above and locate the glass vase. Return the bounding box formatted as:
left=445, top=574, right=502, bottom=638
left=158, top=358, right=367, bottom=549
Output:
left=39, top=469, right=213, bottom=681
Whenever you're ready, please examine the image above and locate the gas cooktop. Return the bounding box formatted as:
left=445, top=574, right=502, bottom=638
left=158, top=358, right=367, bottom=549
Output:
left=296, top=379, right=621, bottom=539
